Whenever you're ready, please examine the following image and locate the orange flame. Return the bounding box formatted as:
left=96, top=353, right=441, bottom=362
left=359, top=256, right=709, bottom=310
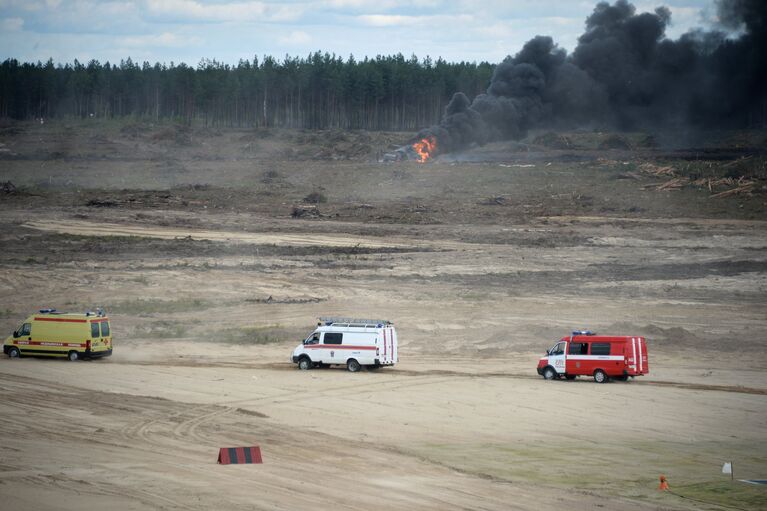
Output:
left=412, top=136, right=437, bottom=162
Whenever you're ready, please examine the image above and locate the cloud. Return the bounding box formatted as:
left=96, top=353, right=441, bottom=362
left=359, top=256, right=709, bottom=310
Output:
left=143, top=0, right=302, bottom=23
left=279, top=30, right=311, bottom=45
left=1, top=16, right=24, bottom=31
left=120, top=31, right=202, bottom=48
left=358, top=13, right=472, bottom=27
left=358, top=14, right=420, bottom=26
left=327, top=0, right=436, bottom=9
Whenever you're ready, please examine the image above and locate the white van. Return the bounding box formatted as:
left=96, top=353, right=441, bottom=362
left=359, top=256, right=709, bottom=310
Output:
left=291, top=317, right=398, bottom=372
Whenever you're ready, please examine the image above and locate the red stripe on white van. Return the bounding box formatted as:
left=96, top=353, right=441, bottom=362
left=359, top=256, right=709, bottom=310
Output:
left=304, top=345, right=376, bottom=351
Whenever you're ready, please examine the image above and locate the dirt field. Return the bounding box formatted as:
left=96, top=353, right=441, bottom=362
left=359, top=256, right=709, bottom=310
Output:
left=0, top=120, right=766, bottom=510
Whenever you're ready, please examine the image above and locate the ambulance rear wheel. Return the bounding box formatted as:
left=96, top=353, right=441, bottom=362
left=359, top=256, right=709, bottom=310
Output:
left=297, top=357, right=312, bottom=370
left=7, top=347, right=20, bottom=358
left=347, top=359, right=361, bottom=373
left=593, top=369, right=608, bottom=383
left=542, top=366, right=557, bottom=380
left=68, top=351, right=79, bottom=362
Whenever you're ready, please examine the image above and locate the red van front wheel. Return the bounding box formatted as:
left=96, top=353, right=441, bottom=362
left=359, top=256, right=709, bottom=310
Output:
left=542, top=367, right=557, bottom=380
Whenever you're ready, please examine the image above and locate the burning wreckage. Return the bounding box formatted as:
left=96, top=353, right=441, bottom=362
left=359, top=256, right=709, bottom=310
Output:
left=382, top=1, right=766, bottom=164
left=383, top=136, right=438, bottom=163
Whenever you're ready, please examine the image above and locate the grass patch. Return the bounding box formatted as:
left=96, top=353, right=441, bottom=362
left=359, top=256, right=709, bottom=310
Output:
left=667, top=480, right=767, bottom=510
left=218, top=324, right=295, bottom=345
left=110, top=298, right=211, bottom=316
left=410, top=439, right=767, bottom=507
left=132, top=321, right=189, bottom=339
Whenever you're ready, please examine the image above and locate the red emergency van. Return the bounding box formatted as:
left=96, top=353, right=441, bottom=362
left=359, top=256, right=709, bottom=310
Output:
left=537, top=331, right=648, bottom=383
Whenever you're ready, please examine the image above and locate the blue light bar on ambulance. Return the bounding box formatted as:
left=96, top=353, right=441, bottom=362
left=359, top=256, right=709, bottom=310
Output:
left=572, top=330, right=596, bottom=336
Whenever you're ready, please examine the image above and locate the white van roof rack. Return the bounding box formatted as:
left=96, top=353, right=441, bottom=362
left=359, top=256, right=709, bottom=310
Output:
left=319, top=316, right=392, bottom=326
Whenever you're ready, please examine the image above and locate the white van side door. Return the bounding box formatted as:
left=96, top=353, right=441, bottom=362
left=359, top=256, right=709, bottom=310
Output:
left=322, top=332, right=343, bottom=363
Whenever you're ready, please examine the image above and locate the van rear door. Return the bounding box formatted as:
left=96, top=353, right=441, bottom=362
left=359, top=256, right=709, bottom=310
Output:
left=381, top=327, right=395, bottom=364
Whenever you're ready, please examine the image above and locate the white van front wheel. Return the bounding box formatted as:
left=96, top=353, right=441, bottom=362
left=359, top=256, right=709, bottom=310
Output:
left=347, top=359, right=361, bottom=372
left=68, top=351, right=79, bottom=362
left=298, top=357, right=312, bottom=370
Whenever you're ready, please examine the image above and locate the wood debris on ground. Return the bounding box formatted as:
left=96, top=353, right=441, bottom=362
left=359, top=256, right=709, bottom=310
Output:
left=639, top=163, right=676, bottom=177
left=635, top=161, right=761, bottom=197
left=642, top=177, right=689, bottom=190
left=709, top=182, right=758, bottom=198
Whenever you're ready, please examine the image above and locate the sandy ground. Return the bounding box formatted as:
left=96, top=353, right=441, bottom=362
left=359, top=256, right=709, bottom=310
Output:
left=0, top=121, right=766, bottom=510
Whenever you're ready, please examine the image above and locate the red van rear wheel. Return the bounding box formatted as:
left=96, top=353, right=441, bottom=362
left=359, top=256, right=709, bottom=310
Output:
left=593, top=369, right=608, bottom=383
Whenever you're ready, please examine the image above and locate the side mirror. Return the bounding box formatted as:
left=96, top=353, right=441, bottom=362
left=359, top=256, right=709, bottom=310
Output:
left=13, top=330, right=18, bottom=338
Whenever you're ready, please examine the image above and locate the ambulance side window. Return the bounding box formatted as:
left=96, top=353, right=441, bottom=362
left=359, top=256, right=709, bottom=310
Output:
left=91, top=323, right=100, bottom=338
left=19, top=323, right=31, bottom=336
left=101, top=322, right=110, bottom=336
left=323, top=333, right=343, bottom=344
left=569, top=342, right=588, bottom=355
left=591, top=343, right=611, bottom=355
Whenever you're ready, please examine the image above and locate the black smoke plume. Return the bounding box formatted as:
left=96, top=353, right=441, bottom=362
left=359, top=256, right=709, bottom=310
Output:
left=417, top=0, right=767, bottom=156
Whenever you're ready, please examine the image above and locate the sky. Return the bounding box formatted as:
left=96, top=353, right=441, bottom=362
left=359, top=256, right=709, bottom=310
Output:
left=0, top=0, right=720, bottom=66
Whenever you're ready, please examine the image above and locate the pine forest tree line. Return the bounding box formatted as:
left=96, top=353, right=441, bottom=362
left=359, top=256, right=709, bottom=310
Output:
left=0, top=53, right=494, bottom=131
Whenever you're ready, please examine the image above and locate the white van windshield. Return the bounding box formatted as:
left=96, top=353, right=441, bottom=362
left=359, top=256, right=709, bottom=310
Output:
left=549, top=342, right=565, bottom=356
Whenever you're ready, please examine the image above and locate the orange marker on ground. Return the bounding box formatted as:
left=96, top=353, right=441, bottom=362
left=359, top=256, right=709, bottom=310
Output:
left=658, top=474, right=669, bottom=491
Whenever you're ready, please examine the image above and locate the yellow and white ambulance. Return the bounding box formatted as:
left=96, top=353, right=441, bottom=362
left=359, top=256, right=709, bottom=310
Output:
left=3, top=309, right=112, bottom=361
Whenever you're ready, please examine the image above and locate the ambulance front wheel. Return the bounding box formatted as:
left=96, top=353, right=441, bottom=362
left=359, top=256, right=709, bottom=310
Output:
left=542, top=366, right=557, bottom=380
left=297, top=357, right=312, bottom=370
left=7, top=347, right=20, bottom=358
left=593, top=369, right=608, bottom=383
left=347, top=359, right=361, bottom=372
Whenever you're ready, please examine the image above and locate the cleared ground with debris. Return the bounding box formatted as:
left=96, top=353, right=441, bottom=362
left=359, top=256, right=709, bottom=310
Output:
left=0, top=120, right=765, bottom=510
